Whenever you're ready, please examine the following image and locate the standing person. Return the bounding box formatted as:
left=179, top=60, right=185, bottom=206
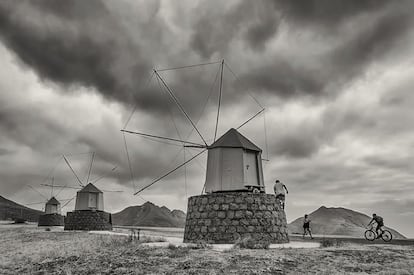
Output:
left=303, top=214, right=314, bottom=239
left=367, top=213, right=384, bottom=238
left=273, top=180, right=288, bottom=209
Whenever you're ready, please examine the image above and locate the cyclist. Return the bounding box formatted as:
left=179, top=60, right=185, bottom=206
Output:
left=367, top=213, right=384, bottom=239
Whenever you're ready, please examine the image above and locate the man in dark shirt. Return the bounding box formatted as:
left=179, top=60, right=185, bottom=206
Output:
left=367, top=213, right=384, bottom=238
left=303, top=214, right=313, bottom=239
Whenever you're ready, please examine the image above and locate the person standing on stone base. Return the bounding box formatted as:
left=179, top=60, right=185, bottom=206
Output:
left=273, top=179, right=288, bottom=209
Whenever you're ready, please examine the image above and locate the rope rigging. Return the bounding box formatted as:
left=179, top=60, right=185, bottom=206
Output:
left=123, top=132, right=136, bottom=193
left=156, top=60, right=221, bottom=72
left=123, top=71, right=155, bottom=129
left=134, top=149, right=207, bottom=195
left=154, top=70, right=208, bottom=146
left=213, top=60, right=224, bottom=142
left=123, top=59, right=268, bottom=196
left=121, top=129, right=205, bottom=147
left=63, top=155, right=84, bottom=187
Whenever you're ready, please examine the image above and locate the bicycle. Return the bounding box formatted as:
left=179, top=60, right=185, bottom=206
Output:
left=364, top=223, right=392, bottom=242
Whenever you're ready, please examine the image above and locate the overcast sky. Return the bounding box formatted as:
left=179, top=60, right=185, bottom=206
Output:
left=0, top=0, right=414, bottom=237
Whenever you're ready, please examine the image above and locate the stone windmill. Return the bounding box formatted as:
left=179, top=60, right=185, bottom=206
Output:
left=123, top=60, right=289, bottom=244
left=54, top=153, right=119, bottom=231
left=26, top=179, right=66, bottom=226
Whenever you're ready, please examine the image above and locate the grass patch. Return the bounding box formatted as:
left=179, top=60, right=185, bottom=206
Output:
left=234, top=237, right=270, bottom=249
left=138, top=236, right=167, bottom=243
left=320, top=238, right=344, bottom=248
left=187, top=240, right=212, bottom=249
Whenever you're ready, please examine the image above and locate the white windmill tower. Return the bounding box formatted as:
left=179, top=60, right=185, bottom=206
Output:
left=26, top=175, right=72, bottom=226
left=122, top=60, right=289, bottom=244
left=49, top=152, right=120, bottom=231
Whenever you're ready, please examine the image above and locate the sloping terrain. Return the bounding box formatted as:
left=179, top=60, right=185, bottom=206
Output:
left=0, top=195, right=43, bottom=222
left=1, top=225, right=414, bottom=274
left=289, top=206, right=406, bottom=239
left=112, top=201, right=186, bottom=227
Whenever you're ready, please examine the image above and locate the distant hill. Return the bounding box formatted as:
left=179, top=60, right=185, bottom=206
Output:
left=289, top=206, right=406, bottom=239
left=112, top=201, right=186, bottom=227
left=0, top=195, right=43, bottom=222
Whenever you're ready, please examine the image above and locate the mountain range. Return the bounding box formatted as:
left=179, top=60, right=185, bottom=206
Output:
left=112, top=201, right=186, bottom=227
left=0, top=195, right=407, bottom=238
left=288, top=206, right=406, bottom=239
left=0, top=195, right=43, bottom=222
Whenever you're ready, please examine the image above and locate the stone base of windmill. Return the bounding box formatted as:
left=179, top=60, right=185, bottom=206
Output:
left=38, top=213, right=65, bottom=226
left=64, top=210, right=112, bottom=231
left=183, top=192, right=289, bottom=244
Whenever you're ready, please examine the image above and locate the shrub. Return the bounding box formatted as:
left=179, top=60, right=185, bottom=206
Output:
left=168, top=243, right=178, bottom=250
left=138, top=236, right=167, bottom=243
left=189, top=240, right=212, bottom=249
left=99, top=235, right=131, bottom=248
left=320, top=238, right=343, bottom=248
left=234, top=237, right=270, bottom=249
left=45, top=228, right=51, bottom=231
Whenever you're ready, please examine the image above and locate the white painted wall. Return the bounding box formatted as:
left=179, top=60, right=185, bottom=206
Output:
left=45, top=204, right=61, bottom=214
left=205, top=148, right=264, bottom=193
left=75, top=192, right=104, bottom=211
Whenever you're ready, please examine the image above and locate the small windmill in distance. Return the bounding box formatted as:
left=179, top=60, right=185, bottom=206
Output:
left=56, top=152, right=120, bottom=231
left=25, top=176, right=71, bottom=226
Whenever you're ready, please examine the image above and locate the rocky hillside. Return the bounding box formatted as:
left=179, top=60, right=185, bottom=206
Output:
left=289, top=206, right=406, bottom=239
left=0, top=195, right=43, bottom=222
left=112, top=201, right=186, bottom=227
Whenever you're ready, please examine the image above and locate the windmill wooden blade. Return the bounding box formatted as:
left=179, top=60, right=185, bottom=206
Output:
left=91, top=166, right=118, bottom=184
left=41, top=184, right=81, bottom=190
left=154, top=70, right=208, bottom=146
left=61, top=195, right=76, bottom=208
left=134, top=149, right=207, bottom=195
left=121, top=129, right=205, bottom=147
left=86, top=152, right=95, bottom=184
left=63, top=155, right=84, bottom=187
left=236, top=108, right=265, bottom=130
left=25, top=201, right=46, bottom=206
left=27, top=185, right=48, bottom=200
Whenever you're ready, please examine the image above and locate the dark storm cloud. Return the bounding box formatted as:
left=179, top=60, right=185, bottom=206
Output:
left=1, top=0, right=411, bottom=114
left=0, top=148, right=12, bottom=156
left=364, top=155, right=414, bottom=173
left=270, top=124, right=323, bottom=158
left=190, top=0, right=281, bottom=58
left=275, top=0, right=389, bottom=29
left=0, top=106, right=68, bottom=153
left=190, top=0, right=413, bottom=99
left=0, top=0, right=151, bottom=109
left=241, top=3, right=413, bottom=98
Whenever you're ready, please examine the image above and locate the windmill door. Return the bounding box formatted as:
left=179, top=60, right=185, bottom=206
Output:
left=50, top=205, right=57, bottom=214
left=221, top=148, right=243, bottom=190
left=88, top=193, right=97, bottom=209
left=244, top=151, right=259, bottom=186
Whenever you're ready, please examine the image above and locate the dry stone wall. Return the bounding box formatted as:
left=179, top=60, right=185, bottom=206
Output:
left=184, top=192, right=289, bottom=244
left=38, top=213, right=64, bottom=226
left=64, top=210, right=112, bottom=231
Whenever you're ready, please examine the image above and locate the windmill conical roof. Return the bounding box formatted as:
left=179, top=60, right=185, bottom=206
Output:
left=209, top=128, right=261, bottom=152
left=46, top=197, right=60, bottom=205
left=78, top=183, right=102, bottom=193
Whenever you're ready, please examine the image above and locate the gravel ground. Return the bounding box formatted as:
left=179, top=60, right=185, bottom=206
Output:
left=1, top=224, right=413, bottom=274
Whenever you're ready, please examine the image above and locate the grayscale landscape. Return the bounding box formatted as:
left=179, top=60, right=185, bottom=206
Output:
left=1, top=0, right=414, bottom=274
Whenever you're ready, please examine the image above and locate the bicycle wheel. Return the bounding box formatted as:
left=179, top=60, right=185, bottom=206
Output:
left=364, top=230, right=376, bottom=241
left=381, top=230, right=393, bottom=242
